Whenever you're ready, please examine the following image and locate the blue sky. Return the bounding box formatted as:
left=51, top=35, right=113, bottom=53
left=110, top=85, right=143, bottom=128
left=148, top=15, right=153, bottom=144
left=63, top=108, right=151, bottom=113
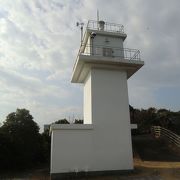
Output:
left=0, top=0, right=180, bottom=129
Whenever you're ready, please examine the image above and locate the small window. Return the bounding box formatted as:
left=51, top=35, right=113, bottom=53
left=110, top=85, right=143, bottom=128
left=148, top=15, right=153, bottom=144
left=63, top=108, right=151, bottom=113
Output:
left=103, top=48, right=113, bottom=57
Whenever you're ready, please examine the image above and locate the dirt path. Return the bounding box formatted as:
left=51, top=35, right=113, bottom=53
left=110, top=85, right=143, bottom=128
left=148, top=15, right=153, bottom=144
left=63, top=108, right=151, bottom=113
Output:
left=131, top=134, right=180, bottom=180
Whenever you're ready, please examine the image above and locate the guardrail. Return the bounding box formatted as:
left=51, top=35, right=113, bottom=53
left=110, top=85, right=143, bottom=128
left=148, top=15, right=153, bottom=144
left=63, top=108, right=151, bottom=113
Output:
left=87, top=20, right=124, bottom=34
left=73, top=44, right=141, bottom=71
left=151, top=126, right=180, bottom=147
left=80, top=44, right=140, bottom=60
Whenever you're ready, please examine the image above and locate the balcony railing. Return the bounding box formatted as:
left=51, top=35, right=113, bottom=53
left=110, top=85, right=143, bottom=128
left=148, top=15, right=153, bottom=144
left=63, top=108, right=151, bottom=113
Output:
left=87, top=20, right=124, bottom=34
left=73, top=44, right=141, bottom=71
left=80, top=44, right=140, bottom=61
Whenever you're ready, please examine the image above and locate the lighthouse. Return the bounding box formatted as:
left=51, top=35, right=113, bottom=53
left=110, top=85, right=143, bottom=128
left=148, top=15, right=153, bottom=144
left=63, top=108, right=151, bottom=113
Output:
left=50, top=20, right=144, bottom=178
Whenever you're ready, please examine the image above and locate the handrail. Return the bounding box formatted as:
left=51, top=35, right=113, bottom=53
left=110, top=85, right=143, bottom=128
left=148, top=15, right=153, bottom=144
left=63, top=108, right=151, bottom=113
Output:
left=80, top=44, right=140, bottom=60
left=130, top=50, right=140, bottom=61
left=73, top=44, right=141, bottom=71
left=87, top=20, right=124, bottom=34
left=151, top=126, right=180, bottom=147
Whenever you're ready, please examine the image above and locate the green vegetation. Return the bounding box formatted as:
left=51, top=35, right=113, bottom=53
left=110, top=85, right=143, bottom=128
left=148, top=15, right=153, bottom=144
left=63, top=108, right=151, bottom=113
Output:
left=54, top=118, right=83, bottom=124
left=0, top=109, right=83, bottom=171
left=54, top=118, right=70, bottom=124
left=130, top=107, right=180, bottom=135
left=0, top=109, right=50, bottom=171
left=0, top=107, right=179, bottom=171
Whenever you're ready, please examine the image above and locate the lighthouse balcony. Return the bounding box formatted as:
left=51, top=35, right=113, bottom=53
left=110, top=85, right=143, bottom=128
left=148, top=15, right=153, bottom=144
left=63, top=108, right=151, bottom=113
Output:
left=86, top=20, right=127, bottom=40
left=80, top=44, right=141, bottom=61
left=71, top=44, right=144, bottom=83
left=87, top=20, right=125, bottom=34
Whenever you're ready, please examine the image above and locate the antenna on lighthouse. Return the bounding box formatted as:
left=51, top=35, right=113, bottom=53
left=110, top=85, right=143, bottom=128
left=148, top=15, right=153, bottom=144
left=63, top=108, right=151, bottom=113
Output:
left=76, top=22, right=84, bottom=45
left=97, top=9, right=99, bottom=22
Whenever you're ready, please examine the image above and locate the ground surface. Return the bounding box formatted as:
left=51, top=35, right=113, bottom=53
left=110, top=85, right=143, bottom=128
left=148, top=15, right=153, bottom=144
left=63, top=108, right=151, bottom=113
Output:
left=132, top=135, right=180, bottom=162
left=1, top=135, right=180, bottom=179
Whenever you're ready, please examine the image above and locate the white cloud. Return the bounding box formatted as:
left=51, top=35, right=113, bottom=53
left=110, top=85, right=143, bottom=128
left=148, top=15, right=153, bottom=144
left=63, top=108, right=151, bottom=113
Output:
left=0, top=0, right=180, bottom=129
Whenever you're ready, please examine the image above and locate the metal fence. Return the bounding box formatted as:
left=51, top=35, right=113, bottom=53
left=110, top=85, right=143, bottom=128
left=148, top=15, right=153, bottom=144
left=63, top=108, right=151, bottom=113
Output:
left=80, top=44, right=140, bottom=61
left=151, top=126, right=180, bottom=147
left=87, top=20, right=124, bottom=34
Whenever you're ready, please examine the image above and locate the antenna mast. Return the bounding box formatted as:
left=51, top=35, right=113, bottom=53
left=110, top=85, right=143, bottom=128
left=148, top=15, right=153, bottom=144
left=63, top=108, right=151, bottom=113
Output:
left=97, top=9, right=99, bottom=22
left=76, top=22, right=84, bottom=45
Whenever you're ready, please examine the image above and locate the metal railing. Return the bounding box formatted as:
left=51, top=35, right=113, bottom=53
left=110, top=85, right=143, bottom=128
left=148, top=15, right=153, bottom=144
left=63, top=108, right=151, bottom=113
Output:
left=151, top=126, right=180, bottom=147
left=87, top=20, right=124, bottom=34
left=73, top=44, right=140, bottom=71
left=79, top=44, right=140, bottom=61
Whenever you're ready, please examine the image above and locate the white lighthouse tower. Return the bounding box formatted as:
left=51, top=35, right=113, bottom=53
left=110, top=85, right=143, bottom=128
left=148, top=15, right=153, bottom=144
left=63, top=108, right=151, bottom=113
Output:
left=50, top=20, right=144, bottom=178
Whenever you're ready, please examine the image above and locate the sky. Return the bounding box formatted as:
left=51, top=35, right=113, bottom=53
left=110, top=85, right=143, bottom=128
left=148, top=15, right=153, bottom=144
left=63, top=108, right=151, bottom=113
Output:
left=0, top=0, right=180, bottom=129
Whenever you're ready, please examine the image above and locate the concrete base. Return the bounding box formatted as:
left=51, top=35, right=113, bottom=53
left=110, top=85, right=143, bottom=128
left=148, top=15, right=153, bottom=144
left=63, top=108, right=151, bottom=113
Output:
left=51, top=169, right=134, bottom=180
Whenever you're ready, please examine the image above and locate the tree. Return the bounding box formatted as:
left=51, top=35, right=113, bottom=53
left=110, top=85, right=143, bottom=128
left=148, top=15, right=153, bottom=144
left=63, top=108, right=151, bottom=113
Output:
left=55, top=118, right=70, bottom=124
left=0, top=108, right=41, bottom=169
left=131, top=107, right=180, bottom=135
left=74, top=119, right=83, bottom=124
left=39, top=129, right=51, bottom=163
left=0, top=130, right=13, bottom=169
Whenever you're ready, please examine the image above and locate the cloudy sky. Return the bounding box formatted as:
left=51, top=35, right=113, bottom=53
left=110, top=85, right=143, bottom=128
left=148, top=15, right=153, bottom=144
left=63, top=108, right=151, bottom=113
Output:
left=0, top=0, right=180, bottom=129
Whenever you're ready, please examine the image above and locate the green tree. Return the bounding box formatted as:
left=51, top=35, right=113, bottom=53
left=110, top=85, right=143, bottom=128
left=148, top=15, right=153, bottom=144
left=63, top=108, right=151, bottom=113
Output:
left=55, top=118, right=70, bottom=124
left=0, top=108, right=41, bottom=169
left=0, top=130, right=13, bottom=169
left=133, top=107, right=157, bottom=134
left=132, top=107, right=180, bottom=135
left=74, top=119, right=83, bottom=124
left=39, top=129, right=51, bottom=163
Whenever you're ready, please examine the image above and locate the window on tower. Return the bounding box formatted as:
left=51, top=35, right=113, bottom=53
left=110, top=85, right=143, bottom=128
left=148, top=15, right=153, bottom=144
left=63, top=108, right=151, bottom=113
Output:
left=103, top=48, right=113, bottom=57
